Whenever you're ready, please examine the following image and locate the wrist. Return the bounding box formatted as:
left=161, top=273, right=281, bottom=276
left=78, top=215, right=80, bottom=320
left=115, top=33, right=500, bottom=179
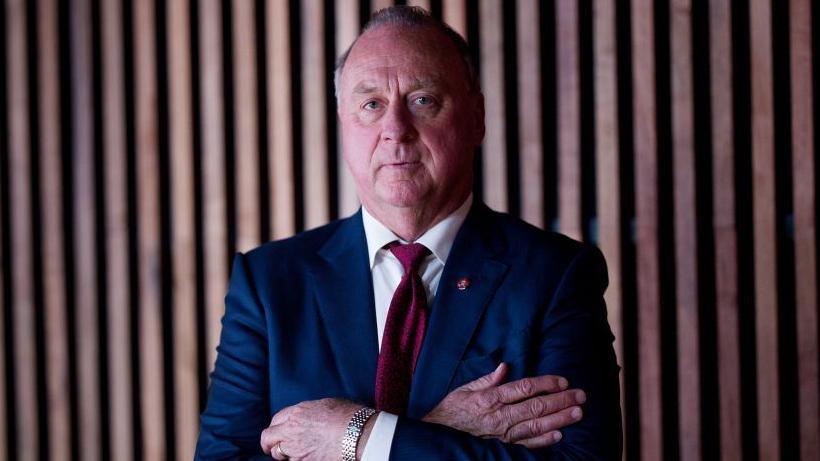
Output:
left=341, top=406, right=377, bottom=461
left=355, top=411, right=379, bottom=460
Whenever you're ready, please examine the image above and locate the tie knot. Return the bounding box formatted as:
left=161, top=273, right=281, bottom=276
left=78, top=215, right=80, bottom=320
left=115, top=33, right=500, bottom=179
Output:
left=387, top=242, right=430, bottom=274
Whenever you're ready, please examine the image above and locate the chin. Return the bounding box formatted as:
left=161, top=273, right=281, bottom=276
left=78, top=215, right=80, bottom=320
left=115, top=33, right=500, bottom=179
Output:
left=377, top=184, right=428, bottom=209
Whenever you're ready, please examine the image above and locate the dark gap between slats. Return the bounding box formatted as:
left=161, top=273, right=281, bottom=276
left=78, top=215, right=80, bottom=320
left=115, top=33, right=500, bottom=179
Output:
left=652, top=1, right=680, bottom=458
left=154, top=0, right=177, bottom=455
left=0, top=1, right=15, bottom=457
left=24, top=0, right=51, bottom=458
left=502, top=0, right=520, bottom=218
left=539, top=0, right=557, bottom=230
left=615, top=0, right=640, bottom=457
left=290, top=0, right=305, bottom=233
left=359, top=0, right=371, bottom=29
left=429, top=0, right=442, bottom=21
left=467, top=0, right=483, bottom=203
left=770, top=2, right=799, bottom=459
left=730, top=0, right=759, bottom=458
left=690, top=1, right=720, bottom=458
left=325, top=0, right=340, bottom=221
left=189, top=0, right=210, bottom=414
left=222, top=0, right=238, bottom=264
left=121, top=0, right=144, bottom=458
left=255, top=0, right=271, bottom=241
left=89, top=0, right=112, bottom=458
left=579, top=0, right=596, bottom=243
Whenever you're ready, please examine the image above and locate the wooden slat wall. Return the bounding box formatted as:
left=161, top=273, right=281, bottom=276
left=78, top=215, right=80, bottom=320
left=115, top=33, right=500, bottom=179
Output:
left=789, top=1, right=819, bottom=460
left=38, top=0, right=70, bottom=459
left=2, top=1, right=818, bottom=460
left=631, top=0, right=663, bottom=459
left=133, top=0, right=165, bottom=458
left=709, top=0, right=742, bottom=459
left=101, top=0, right=133, bottom=458
left=670, top=1, right=700, bottom=460
left=749, top=1, right=780, bottom=459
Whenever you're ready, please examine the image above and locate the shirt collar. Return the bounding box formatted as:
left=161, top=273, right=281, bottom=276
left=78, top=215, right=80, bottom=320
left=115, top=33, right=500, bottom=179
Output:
left=361, top=194, right=473, bottom=268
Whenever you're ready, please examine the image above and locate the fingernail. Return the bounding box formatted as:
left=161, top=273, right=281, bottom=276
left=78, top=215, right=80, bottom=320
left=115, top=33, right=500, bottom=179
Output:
left=571, top=407, right=582, bottom=420
left=495, top=363, right=505, bottom=372
left=575, top=390, right=586, bottom=403
left=553, top=432, right=563, bottom=442
left=558, top=377, right=568, bottom=389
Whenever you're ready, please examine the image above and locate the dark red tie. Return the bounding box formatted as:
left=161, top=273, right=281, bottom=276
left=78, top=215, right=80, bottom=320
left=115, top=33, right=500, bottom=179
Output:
left=375, top=242, right=431, bottom=415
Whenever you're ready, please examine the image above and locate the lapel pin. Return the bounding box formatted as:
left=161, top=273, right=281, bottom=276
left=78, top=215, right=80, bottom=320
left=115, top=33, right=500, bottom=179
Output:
left=456, top=277, right=471, bottom=291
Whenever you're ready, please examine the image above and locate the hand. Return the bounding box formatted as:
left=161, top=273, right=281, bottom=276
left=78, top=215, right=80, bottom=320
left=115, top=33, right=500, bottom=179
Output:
left=260, top=398, right=375, bottom=460
left=422, top=363, right=586, bottom=448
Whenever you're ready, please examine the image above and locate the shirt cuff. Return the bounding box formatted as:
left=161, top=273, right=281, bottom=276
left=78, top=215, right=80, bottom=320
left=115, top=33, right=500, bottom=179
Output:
left=360, top=411, right=398, bottom=461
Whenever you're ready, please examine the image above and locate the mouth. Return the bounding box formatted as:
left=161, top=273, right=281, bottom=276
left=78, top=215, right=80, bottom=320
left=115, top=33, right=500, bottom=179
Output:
left=383, top=160, right=421, bottom=169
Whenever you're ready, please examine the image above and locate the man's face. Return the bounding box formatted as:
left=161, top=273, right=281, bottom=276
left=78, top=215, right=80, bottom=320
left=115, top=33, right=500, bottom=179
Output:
left=337, top=25, right=484, bottom=213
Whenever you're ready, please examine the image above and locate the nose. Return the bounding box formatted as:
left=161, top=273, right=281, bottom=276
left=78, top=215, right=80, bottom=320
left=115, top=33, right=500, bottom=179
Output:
left=380, top=102, right=416, bottom=143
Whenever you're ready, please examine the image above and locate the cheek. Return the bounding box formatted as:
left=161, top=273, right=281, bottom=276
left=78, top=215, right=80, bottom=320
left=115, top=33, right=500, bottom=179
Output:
left=342, top=126, right=380, bottom=171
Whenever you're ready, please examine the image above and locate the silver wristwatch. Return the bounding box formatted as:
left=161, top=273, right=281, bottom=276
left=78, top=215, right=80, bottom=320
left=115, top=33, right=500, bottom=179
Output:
left=341, top=407, right=377, bottom=461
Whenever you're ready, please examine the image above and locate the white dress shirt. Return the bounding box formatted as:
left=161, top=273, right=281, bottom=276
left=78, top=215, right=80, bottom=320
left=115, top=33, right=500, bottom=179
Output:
left=360, top=195, right=473, bottom=460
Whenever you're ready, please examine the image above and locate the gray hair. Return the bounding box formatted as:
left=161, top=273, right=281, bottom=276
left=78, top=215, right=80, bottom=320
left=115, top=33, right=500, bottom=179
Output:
left=333, top=6, right=480, bottom=100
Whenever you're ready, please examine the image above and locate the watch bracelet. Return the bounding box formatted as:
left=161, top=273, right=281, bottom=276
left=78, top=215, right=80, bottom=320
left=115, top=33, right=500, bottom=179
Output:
left=341, top=406, right=377, bottom=461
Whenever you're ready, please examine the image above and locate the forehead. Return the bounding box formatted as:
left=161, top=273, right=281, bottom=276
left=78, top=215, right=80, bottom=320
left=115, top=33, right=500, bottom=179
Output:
left=341, top=25, right=466, bottom=93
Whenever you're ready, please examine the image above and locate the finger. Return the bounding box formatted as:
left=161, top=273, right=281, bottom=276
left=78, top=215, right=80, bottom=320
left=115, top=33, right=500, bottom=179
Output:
left=461, top=362, right=509, bottom=391
left=515, top=430, right=564, bottom=449
left=494, top=376, right=573, bottom=404
left=502, top=389, right=585, bottom=424
left=504, top=406, right=582, bottom=443
left=260, top=426, right=284, bottom=458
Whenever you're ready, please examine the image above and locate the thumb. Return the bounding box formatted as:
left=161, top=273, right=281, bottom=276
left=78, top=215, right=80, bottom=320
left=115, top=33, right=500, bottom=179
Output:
left=462, top=362, right=508, bottom=391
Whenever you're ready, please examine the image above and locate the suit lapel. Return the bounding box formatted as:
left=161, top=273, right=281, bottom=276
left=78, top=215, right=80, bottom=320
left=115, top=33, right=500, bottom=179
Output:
left=407, top=203, right=509, bottom=418
left=307, top=211, right=379, bottom=404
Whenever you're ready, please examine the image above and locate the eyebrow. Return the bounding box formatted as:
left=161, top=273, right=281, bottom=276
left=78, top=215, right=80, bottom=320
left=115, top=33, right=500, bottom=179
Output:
left=350, top=78, right=446, bottom=96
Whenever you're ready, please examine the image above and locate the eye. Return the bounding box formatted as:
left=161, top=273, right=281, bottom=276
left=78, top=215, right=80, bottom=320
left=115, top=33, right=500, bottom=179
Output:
left=362, top=100, right=381, bottom=111
left=413, top=95, right=433, bottom=106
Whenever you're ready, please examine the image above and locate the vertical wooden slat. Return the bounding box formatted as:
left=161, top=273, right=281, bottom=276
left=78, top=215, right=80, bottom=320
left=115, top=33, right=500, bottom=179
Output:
left=789, top=1, right=819, bottom=459
left=406, top=0, right=431, bottom=11
left=38, top=0, right=70, bottom=459
left=670, top=1, right=700, bottom=459
left=233, top=0, right=260, bottom=251
left=71, top=0, right=101, bottom=458
left=199, top=0, right=228, bottom=371
left=101, top=0, right=133, bottom=458
left=269, top=0, right=296, bottom=237
left=302, top=0, right=329, bottom=228
left=631, top=0, right=663, bottom=459
left=442, top=0, right=467, bottom=40
left=479, top=0, right=507, bottom=212
left=168, top=0, right=198, bottom=458
left=516, top=0, right=543, bottom=229
left=6, top=0, right=37, bottom=458
left=335, top=0, right=360, bottom=219
left=709, top=0, right=742, bottom=459
left=371, top=0, right=393, bottom=13
left=593, top=0, right=623, bottom=454
left=134, top=0, right=166, bottom=457
left=556, top=0, right=582, bottom=240
left=749, top=1, right=779, bottom=459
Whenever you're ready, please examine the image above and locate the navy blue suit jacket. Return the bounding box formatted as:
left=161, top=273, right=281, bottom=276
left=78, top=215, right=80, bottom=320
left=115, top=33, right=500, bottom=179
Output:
left=195, top=202, right=622, bottom=460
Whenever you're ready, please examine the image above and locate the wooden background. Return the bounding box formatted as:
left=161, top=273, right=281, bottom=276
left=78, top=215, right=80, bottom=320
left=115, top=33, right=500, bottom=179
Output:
left=1, top=0, right=818, bottom=460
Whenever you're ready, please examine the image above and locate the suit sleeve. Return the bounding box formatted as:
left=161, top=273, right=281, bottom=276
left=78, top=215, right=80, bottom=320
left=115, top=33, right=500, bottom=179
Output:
left=388, top=246, right=623, bottom=460
left=195, top=253, right=271, bottom=460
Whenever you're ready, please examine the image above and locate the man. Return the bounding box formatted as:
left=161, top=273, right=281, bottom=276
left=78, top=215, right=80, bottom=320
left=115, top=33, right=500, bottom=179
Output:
left=196, top=6, right=621, bottom=460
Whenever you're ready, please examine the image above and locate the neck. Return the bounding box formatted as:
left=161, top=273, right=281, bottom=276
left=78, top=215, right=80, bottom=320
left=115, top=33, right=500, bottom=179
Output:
left=364, top=190, right=470, bottom=242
